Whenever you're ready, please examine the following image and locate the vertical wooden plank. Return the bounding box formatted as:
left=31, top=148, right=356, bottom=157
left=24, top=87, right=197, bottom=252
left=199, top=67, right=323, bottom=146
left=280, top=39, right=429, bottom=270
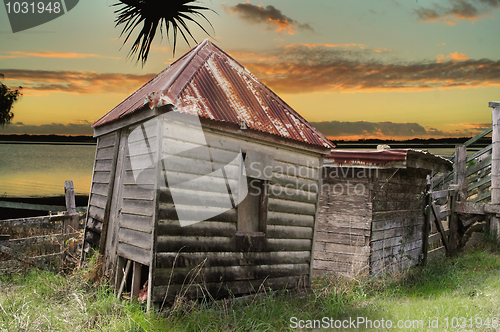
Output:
left=147, top=263, right=153, bottom=312
left=431, top=202, right=449, bottom=252
left=99, top=131, right=121, bottom=254
left=420, top=192, right=431, bottom=266
left=64, top=181, right=76, bottom=214
left=115, top=256, right=126, bottom=290
left=455, top=145, right=468, bottom=202
left=117, top=260, right=131, bottom=299
left=131, top=261, right=142, bottom=300
left=148, top=117, right=162, bottom=311
left=259, top=180, right=269, bottom=233
left=448, top=145, right=466, bottom=256
left=448, top=186, right=458, bottom=256
left=452, top=145, right=466, bottom=255
left=309, top=157, right=322, bottom=286
left=62, top=214, right=80, bottom=258
left=105, top=130, right=127, bottom=282
left=81, top=139, right=100, bottom=265
left=490, top=101, right=500, bottom=236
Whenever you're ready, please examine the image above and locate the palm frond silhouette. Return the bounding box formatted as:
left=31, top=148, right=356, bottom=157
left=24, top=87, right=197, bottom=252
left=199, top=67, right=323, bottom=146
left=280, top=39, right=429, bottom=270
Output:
left=114, top=0, right=214, bottom=66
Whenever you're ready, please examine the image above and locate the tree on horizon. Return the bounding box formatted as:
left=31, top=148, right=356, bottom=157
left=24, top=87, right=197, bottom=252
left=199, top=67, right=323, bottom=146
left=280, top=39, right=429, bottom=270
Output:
left=0, top=73, right=22, bottom=126
left=113, top=0, right=214, bottom=66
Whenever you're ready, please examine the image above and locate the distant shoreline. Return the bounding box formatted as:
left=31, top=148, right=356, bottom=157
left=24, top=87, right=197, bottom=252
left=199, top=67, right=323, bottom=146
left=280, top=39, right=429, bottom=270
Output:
left=0, top=195, right=89, bottom=220
left=0, top=134, right=489, bottom=149
left=0, top=134, right=96, bottom=145
left=0, top=141, right=96, bottom=145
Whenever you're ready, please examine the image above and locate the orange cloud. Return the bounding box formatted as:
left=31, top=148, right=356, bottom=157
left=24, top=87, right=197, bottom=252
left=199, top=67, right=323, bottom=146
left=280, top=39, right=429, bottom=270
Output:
left=284, top=43, right=366, bottom=49
left=436, top=52, right=470, bottom=63
left=268, top=18, right=294, bottom=34
left=236, top=44, right=500, bottom=93
left=311, top=121, right=488, bottom=140
left=0, top=69, right=155, bottom=94
left=150, top=46, right=172, bottom=53
left=226, top=50, right=280, bottom=62
left=0, top=51, right=119, bottom=59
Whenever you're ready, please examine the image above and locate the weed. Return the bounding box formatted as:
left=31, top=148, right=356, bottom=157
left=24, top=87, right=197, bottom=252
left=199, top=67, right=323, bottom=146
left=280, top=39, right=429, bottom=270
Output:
left=1, top=248, right=500, bottom=331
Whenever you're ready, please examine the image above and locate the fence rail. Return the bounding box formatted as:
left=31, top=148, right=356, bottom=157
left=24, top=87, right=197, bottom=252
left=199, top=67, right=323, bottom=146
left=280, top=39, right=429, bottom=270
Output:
left=431, top=126, right=493, bottom=203
left=0, top=200, right=87, bottom=212
left=422, top=102, right=500, bottom=261
left=0, top=181, right=85, bottom=273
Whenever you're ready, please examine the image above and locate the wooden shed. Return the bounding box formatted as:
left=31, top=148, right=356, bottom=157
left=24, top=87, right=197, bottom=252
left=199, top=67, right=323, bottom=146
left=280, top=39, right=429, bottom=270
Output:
left=314, top=149, right=452, bottom=276
left=82, top=40, right=334, bottom=307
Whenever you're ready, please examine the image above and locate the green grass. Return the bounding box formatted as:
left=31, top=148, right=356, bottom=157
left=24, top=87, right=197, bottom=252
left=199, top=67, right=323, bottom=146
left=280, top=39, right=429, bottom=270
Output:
left=1, top=246, right=500, bottom=331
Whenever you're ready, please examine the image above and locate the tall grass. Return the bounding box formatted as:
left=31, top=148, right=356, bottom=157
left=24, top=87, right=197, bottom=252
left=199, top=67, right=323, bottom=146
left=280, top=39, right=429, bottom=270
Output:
left=1, top=244, right=500, bottom=331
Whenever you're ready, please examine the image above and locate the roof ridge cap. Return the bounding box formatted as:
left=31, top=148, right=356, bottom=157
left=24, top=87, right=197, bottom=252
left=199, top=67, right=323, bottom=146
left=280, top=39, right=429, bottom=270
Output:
left=150, top=39, right=213, bottom=108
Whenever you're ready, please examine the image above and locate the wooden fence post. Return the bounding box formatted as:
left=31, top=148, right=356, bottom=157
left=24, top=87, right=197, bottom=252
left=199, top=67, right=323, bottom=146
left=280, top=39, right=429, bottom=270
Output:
left=420, top=192, right=432, bottom=265
left=65, top=180, right=76, bottom=214
left=448, top=184, right=459, bottom=256
left=63, top=181, right=79, bottom=260
left=455, top=145, right=468, bottom=202
left=490, top=101, right=500, bottom=237
left=449, top=145, right=466, bottom=255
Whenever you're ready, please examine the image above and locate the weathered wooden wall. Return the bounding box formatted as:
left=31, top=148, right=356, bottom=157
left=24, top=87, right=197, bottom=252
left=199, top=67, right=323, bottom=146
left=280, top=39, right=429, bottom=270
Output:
left=152, top=119, right=320, bottom=302
left=314, top=167, right=372, bottom=276
left=370, top=168, right=428, bottom=274
left=108, top=120, right=158, bottom=268
left=83, top=132, right=119, bottom=255
left=315, top=166, right=429, bottom=276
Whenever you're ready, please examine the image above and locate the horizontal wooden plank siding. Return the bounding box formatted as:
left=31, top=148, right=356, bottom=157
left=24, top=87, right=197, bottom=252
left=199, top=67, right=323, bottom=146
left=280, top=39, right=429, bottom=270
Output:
left=315, top=166, right=430, bottom=277
left=113, top=121, right=158, bottom=267
left=267, top=198, right=316, bottom=216
left=117, top=242, right=150, bottom=266
left=83, top=132, right=119, bottom=253
left=314, top=168, right=372, bottom=276
left=154, top=263, right=309, bottom=285
left=152, top=276, right=308, bottom=303
left=369, top=168, right=429, bottom=275
left=153, top=120, right=321, bottom=302
left=155, top=251, right=311, bottom=268
left=267, top=211, right=314, bottom=227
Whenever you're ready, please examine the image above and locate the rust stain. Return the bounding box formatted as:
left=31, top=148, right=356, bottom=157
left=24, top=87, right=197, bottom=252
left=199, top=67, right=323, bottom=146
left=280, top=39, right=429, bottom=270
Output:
left=325, top=150, right=408, bottom=168
left=93, top=39, right=334, bottom=149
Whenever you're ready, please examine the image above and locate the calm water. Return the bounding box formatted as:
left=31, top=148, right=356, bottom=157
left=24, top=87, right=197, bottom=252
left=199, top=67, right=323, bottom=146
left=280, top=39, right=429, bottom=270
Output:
left=0, top=143, right=460, bottom=198
left=0, top=143, right=95, bottom=197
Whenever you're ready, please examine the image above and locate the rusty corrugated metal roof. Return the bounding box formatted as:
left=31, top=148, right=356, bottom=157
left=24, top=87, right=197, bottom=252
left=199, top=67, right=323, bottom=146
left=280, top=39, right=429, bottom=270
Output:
left=325, top=149, right=407, bottom=168
left=325, top=149, right=452, bottom=171
left=93, top=39, right=334, bottom=149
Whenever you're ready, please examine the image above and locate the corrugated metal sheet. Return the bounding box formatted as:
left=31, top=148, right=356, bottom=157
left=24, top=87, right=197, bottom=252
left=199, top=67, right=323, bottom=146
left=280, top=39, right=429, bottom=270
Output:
left=325, top=149, right=452, bottom=170
left=93, top=39, right=334, bottom=149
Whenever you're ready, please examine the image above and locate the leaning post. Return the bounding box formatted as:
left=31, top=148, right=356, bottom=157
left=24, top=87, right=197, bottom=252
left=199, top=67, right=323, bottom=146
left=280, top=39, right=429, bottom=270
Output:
left=64, top=180, right=79, bottom=257
left=64, top=180, right=76, bottom=214
left=449, top=145, right=466, bottom=255
left=490, top=101, right=500, bottom=237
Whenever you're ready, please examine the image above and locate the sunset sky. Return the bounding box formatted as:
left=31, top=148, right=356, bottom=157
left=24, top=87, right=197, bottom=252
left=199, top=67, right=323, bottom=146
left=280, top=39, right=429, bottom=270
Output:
left=1, top=0, right=499, bottom=140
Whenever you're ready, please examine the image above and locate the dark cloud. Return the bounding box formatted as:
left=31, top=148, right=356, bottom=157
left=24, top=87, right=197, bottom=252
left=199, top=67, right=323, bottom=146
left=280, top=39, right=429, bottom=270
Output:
left=0, top=121, right=93, bottom=135
left=415, top=0, right=500, bottom=24
left=0, top=69, right=155, bottom=94
left=3, top=44, right=500, bottom=98
left=309, top=121, right=484, bottom=139
left=225, top=3, right=314, bottom=34
left=238, top=44, right=500, bottom=93
left=310, top=121, right=429, bottom=138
